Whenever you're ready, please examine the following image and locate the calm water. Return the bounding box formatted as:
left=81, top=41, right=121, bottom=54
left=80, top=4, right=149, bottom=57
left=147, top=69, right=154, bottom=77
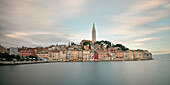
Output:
left=0, top=55, right=170, bottom=85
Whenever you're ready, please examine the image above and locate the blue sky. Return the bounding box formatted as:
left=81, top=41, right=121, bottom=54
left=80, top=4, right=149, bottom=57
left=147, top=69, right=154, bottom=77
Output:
left=0, top=0, right=170, bottom=55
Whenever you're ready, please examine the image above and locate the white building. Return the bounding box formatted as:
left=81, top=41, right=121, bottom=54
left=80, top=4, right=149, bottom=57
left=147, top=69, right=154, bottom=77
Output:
left=82, top=50, right=90, bottom=61
left=10, top=47, right=18, bottom=55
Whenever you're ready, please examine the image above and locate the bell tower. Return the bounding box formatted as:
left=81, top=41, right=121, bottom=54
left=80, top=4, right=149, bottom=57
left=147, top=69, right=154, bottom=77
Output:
left=92, top=23, right=96, bottom=43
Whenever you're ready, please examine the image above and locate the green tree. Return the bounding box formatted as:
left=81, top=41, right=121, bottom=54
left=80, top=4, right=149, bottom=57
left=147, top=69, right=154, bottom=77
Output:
left=107, top=45, right=109, bottom=49
left=83, top=41, right=90, bottom=45
left=71, top=42, right=76, bottom=45
left=26, top=56, right=29, bottom=61
left=94, top=41, right=101, bottom=45
left=89, top=44, right=91, bottom=49
left=16, top=55, right=20, bottom=61
left=115, top=44, right=129, bottom=51
left=101, top=44, right=103, bottom=49
left=82, top=46, right=85, bottom=50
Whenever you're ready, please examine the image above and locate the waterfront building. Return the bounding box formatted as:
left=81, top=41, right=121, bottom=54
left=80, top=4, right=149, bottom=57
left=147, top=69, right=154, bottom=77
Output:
left=48, top=50, right=60, bottom=60
left=82, top=50, right=90, bottom=61
left=78, top=50, right=83, bottom=60
left=10, top=47, right=18, bottom=55
left=115, top=50, right=123, bottom=61
left=108, top=50, right=116, bottom=60
left=20, top=50, right=35, bottom=57
left=94, top=51, right=98, bottom=60
left=36, top=52, right=49, bottom=59
left=135, top=50, right=144, bottom=60
left=128, top=50, right=135, bottom=60
left=73, top=51, right=78, bottom=61
left=123, top=51, right=129, bottom=60
left=89, top=50, right=94, bottom=61
left=97, top=49, right=108, bottom=61
left=143, top=50, right=152, bottom=60
left=54, top=51, right=60, bottom=60
left=59, top=50, right=66, bottom=61
left=66, top=50, right=73, bottom=61
left=48, top=50, right=54, bottom=60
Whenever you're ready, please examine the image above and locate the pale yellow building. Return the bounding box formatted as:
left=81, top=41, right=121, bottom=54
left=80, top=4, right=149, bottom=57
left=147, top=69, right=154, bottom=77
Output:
left=73, top=51, right=78, bottom=61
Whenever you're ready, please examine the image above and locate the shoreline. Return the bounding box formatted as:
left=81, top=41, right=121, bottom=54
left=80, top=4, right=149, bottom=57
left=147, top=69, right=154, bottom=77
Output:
left=0, top=58, right=154, bottom=65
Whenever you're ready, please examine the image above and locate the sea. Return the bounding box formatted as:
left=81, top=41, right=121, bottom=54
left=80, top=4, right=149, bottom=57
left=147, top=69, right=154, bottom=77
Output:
left=0, top=54, right=170, bottom=85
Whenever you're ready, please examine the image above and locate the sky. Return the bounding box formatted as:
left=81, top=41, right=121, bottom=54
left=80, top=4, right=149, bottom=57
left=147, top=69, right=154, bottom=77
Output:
left=0, top=0, right=170, bottom=55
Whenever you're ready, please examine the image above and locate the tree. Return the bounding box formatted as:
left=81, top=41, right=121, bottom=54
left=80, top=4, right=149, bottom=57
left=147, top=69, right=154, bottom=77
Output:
left=94, top=41, right=101, bottom=45
left=71, top=42, right=76, bottom=45
left=10, top=55, right=15, bottom=59
left=101, top=44, right=103, bottom=49
left=26, top=56, right=29, bottom=61
left=89, top=44, right=91, bottom=49
left=107, top=45, right=109, bottom=49
left=83, top=41, right=90, bottom=45
left=82, top=46, right=85, bottom=50
left=111, top=43, right=115, bottom=47
left=16, top=55, right=20, bottom=61
left=115, top=44, right=129, bottom=51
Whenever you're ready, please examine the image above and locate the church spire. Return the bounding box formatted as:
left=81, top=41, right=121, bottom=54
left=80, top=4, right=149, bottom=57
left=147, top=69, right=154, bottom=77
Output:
left=93, top=23, right=95, bottom=31
left=92, top=23, right=96, bottom=43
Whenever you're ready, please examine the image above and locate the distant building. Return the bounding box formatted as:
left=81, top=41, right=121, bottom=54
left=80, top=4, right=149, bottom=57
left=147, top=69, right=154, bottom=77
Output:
left=59, top=50, right=66, bottom=61
left=94, top=51, right=98, bottom=60
left=36, top=52, right=49, bottom=59
left=10, top=47, right=18, bottom=55
left=73, top=51, right=78, bottom=61
left=20, top=50, right=35, bottom=57
left=123, top=51, right=129, bottom=60
left=143, top=50, right=152, bottom=60
left=109, top=50, right=116, bottom=60
left=97, top=49, right=108, bottom=60
left=66, top=50, right=73, bottom=60
left=82, top=50, right=90, bottom=61
left=128, top=50, right=135, bottom=60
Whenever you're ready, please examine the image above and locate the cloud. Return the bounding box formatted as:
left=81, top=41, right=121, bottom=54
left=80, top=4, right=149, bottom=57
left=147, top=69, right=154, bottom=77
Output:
left=110, top=0, right=170, bottom=32
left=108, top=27, right=170, bottom=39
left=0, top=0, right=86, bottom=47
left=128, top=0, right=168, bottom=15
left=131, top=43, right=148, bottom=46
left=133, top=37, right=161, bottom=42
